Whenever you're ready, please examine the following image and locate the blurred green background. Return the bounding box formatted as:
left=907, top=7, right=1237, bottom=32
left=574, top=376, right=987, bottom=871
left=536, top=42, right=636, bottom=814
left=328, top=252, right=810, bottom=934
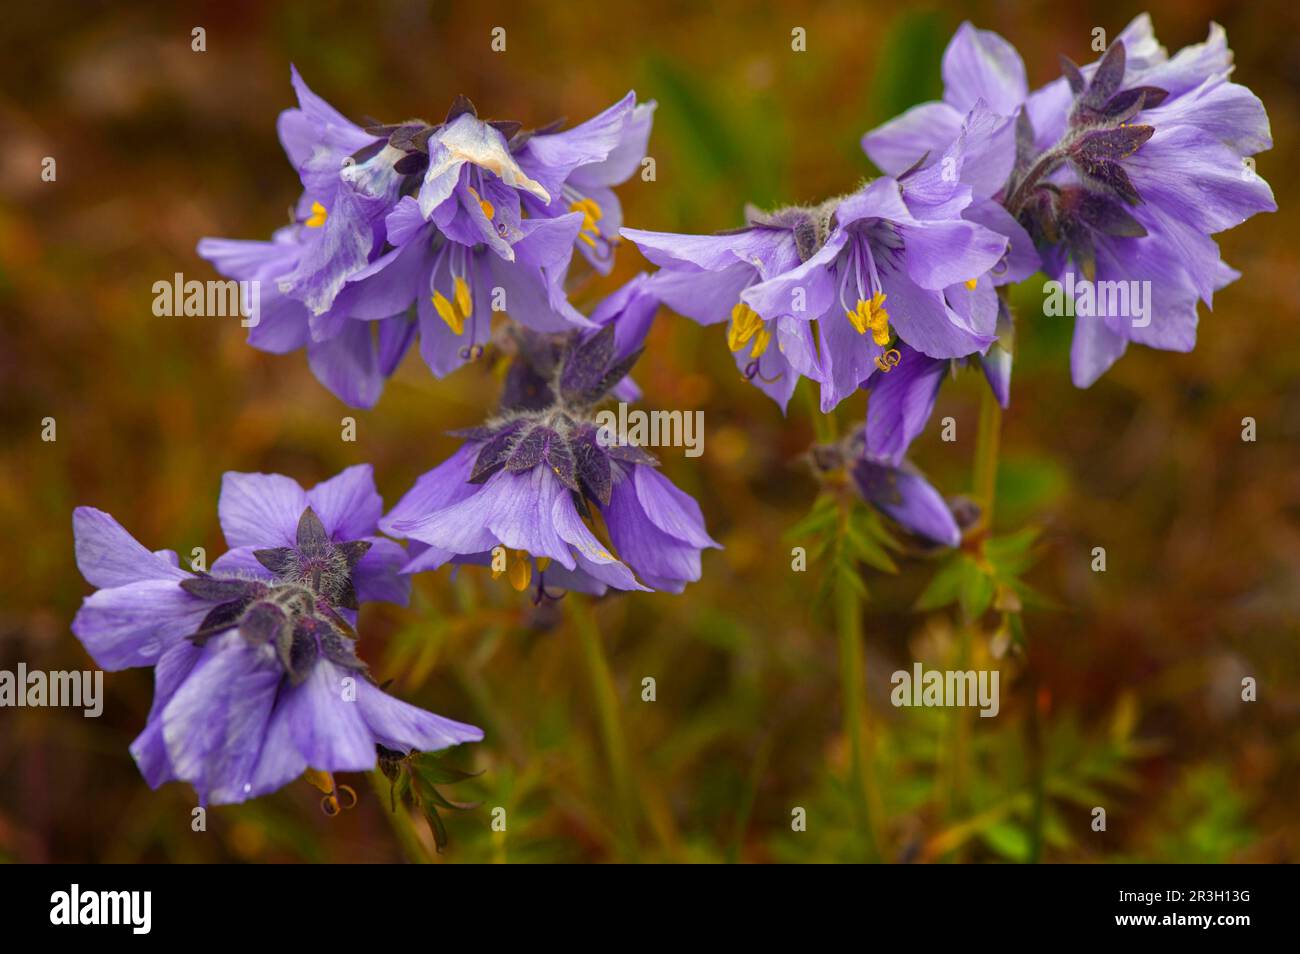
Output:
left=1, top=0, right=1298, bottom=863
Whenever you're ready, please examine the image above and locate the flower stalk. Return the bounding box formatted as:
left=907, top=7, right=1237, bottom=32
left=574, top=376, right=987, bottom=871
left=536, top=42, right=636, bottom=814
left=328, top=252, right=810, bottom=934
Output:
left=570, top=596, right=640, bottom=860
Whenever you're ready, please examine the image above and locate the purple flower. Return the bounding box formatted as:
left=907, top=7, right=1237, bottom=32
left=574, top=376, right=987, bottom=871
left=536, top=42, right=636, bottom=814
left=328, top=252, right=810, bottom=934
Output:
left=863, top=16, right=1277, bottom=387
left=1020, top=21, right=1275, bottom=385
left=382, top=280, right=720, bottom=597
left=70, top=469, right=479, bottom=806
left=201, top=75, right=653, bottom=406
left=862, top=22, right=1027, bottom=197
left=514, top=92, right=656, bottom=273
left=857, top=341, right=961, bottom=546
left=850, top=455, right=960, bottom=549
left=624, top=222, right=808, bottom=410
left=625, top=123, right=1009, bottom=413
left=196, top=230, right=416, bottom=413
left=209, top=464, right=411, bottom=614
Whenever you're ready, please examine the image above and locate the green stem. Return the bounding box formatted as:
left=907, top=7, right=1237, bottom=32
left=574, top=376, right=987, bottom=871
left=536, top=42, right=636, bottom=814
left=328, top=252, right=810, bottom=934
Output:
left=973, top=382, right=1003, bottom=529
left=571, top=596, right=639, bottom=861
left=835, top=563, right=884, bottom=862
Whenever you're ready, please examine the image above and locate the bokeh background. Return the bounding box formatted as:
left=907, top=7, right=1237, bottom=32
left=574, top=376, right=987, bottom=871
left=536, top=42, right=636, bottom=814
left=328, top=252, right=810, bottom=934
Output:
left=2, top=0, right=1298, bottom=863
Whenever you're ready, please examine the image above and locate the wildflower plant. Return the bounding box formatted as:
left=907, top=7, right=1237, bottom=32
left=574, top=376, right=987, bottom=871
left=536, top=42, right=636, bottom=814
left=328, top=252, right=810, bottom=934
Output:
left=70, top=469, right=481, bottom=809
left=65, top=11, right=1275, bottom=862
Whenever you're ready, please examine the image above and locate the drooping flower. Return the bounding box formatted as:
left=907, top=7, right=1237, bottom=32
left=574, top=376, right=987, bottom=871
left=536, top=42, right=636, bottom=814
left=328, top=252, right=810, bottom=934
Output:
left=514, top=92, right=656, bottom=272
left=1016, top=21, right=1276, bottom=385
left=863, top=16, right=1277, bottom=387
left=69, top=469, right=480, bottom=806
left=628, top=122, right=1009, bottom=413
left=382, top=277, right=720, bottom=597
left=196, top=225, right=418, bottom=409
left=201, top=74, right=654, bottom=406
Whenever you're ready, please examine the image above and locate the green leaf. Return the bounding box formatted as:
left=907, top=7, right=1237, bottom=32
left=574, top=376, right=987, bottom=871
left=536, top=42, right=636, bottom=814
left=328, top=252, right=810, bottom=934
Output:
left=985, top=526, right=1041, bottom=577
left=845, top=519, right=898, bottom=574
left=914, top=556, right=964, bottom=611
left=958, top=557, right=995, bottom=621
left=785, top=493, right=839, bottom=541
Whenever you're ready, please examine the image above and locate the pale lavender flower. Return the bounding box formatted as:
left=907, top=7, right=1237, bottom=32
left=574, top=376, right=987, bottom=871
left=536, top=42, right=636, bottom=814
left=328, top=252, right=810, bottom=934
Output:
left=382, top=277, right=720, bottom=597
left=70, top=468, right=479, bottom=806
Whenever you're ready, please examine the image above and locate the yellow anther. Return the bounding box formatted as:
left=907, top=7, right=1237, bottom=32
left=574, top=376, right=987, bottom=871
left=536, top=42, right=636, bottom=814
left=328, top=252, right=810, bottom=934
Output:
left=750, top=327, right=771, bottom=358
left=303, top=768, right=334, bottom=795
left=965, top=277, right=979, bottom=290
left=507, top=550, right=532, bottom=592
left=535, top=557, right=551, bottom=572
left=727, top=302, right=764, bottom=352
left=453, top=275, right=473, bottom=320
left=305, top=201, right=328, bottom=228
left=847, top=292, right=891, bottom=346
left=569, top=198, right=603, bottom=248
left=432, top=290, right=463, bottom=335
left=468, top=186, right=495, bottom=220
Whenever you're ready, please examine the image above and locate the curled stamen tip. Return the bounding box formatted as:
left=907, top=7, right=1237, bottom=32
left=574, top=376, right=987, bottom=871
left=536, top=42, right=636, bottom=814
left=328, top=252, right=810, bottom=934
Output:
left=743, top=360, right=760, bottom=380
left=336, top=784, right=358, bottom=810
left=874, top=349, right=902, bottom=373
left=321, top=795, right=341, bottom=816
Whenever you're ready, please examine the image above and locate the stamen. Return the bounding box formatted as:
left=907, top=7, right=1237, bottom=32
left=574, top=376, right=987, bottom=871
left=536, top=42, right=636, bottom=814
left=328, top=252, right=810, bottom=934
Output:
left=874, top=348, right=902, bottom=373
left=432, top=290, right=464, bottom=335
left=569, top=197, right=603, bottom=249
left=454, top=275, right=473, bottom=320
left=727, top=302, right=764, bottom=352
left=846, top=292, right=891, bottom=346
left=305, top=768, right=356, bottom=816
left=468, top=185, right=495, bottom=220
left=305, top=201, right=328, bottom=228
left=508, top=550, right=532, bottom=592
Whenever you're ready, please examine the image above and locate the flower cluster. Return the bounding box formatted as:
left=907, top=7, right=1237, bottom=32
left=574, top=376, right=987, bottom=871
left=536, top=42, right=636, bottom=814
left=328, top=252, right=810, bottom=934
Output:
left=71, top=466, right=481, bottom=806
left=626, top=14, right=1272, bottom=542
left=75, top=15, right=1273, bottom=815
left=199, top=69, right=654, bottom=407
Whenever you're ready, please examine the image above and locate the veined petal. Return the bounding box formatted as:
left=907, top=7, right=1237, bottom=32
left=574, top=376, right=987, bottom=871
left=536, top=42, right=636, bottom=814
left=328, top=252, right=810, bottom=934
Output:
left=942, top=22, right=1029, bottom=116
left=73, top=507, right=189, bottom=589
left=219, top=472, right=309, bottom=549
